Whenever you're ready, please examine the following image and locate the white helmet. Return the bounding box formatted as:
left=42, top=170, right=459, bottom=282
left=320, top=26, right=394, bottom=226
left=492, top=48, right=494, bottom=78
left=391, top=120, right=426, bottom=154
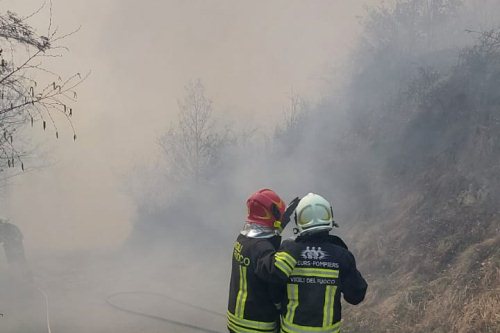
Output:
left=294, top=193, right=334, bottom=235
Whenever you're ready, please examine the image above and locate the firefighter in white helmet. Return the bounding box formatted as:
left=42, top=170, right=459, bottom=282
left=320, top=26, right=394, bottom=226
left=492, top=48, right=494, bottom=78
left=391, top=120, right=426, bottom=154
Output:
left=272, top=193, right=367, bottom=333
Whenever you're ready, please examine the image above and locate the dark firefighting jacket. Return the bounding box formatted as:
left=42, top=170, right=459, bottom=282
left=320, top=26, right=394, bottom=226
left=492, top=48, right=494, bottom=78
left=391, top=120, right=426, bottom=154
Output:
left=255, top=232, right=367, bottom=333
left=227, top=233, right=285, bottom=333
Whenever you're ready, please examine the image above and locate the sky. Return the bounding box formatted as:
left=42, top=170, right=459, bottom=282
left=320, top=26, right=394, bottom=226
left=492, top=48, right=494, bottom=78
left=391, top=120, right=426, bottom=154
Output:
left=0, top=0, right=381, bottom=252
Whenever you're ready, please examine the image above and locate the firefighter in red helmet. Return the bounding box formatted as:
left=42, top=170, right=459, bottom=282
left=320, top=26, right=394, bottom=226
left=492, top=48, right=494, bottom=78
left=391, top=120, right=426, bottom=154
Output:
left=227, top=189, right=298, bottom=333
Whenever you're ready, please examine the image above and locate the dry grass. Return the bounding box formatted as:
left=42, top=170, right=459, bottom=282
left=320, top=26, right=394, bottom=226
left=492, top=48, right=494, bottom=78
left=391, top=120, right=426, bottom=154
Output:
left=342, top=199, right=499, bottom=333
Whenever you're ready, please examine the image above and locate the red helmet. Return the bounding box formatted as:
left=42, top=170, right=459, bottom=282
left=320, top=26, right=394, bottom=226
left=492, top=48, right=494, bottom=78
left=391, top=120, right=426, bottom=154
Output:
left=246, top=189, right=286, bottom=228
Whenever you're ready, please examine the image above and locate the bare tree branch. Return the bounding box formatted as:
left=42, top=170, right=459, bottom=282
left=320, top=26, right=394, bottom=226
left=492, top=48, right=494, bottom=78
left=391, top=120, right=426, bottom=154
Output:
left=0, top=7, right=85, bottom=176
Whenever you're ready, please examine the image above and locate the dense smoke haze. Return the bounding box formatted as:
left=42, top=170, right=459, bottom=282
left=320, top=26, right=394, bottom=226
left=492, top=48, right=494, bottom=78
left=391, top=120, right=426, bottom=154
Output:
left=0, top=0, right=375, bottom=252
left=1, top=0, right=499, bottom=332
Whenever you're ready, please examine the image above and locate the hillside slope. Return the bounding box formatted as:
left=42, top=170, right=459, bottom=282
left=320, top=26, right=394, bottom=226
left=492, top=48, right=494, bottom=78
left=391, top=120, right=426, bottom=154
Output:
left=342, top=31, right=500, bottom=333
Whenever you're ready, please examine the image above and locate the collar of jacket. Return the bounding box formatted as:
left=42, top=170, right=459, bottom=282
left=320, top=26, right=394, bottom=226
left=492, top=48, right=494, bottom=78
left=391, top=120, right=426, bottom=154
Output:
left=296, top=230, right=330, bottom=242
left=296, top=232, right=349, bottom=249
left=240, top=222, right=278, bottom=238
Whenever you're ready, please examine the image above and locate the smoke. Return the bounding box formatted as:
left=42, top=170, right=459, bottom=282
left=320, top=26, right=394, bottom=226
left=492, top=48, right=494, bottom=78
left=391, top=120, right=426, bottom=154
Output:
left=1, top=0, right=499, bottom=332
left=130, top=0, right=500, bottom=329
left=0, top=1, right=378, bottom=332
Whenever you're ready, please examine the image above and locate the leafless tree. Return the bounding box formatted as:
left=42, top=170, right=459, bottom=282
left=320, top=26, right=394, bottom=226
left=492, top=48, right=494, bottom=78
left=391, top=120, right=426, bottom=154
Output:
left=283, top=92, right=308, bottom=132
left=0, top=6, right=86, bottom=175
left=159, top=79, right=229, bottom=184
left=274, top=91, right=308, bottom=140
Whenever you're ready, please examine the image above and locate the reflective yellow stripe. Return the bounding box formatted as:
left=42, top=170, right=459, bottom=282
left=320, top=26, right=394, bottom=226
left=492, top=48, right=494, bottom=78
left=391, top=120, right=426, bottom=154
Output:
left=228, top=321, right=276, bottom=333
left=285, top=284, right=299, bottom=323
left=322, top=285, right=337, bottom=327
left=235, top=265, right=248, bottom=318
left=276, top=251, right=297, bottom=267
left=281, top=317, right=341, bottom=333
left=227, top=311, right=277, bottom=332
left=290, top=268, right=339, bottom=279
left=275, top=259, right=293, bottom=276
left=275, top=255, right=294, bottom=271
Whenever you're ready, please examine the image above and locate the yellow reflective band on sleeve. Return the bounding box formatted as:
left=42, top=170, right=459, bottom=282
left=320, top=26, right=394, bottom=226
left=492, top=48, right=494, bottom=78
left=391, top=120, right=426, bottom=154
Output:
left=227, top=310, right=277, bottom=332
left=275, top=251, right=297, bottom=268
left=290, top=268, right=339, bottom=279
left=322, top=285, right=337, bottom=327
left=235, top=265, right=248, bottom=318
left=275, top=259, right=293, bottom=276
left=280, top=317, right=341, bottom=333
left=285, top=283, right=299, bottom=324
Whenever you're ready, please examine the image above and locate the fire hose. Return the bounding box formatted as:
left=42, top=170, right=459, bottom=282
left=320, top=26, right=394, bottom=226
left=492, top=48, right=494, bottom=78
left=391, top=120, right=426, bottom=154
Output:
left=32, top=287, right=225, bottom=333
left=37, top=287, right=53, bottom=333
left=105, top=291, right=225, bottom=333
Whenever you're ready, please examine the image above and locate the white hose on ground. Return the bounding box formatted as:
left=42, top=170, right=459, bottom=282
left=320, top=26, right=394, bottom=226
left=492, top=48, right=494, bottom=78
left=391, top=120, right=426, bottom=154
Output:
left=106, top=291, right=225, bottom=333
left=37, top=287, right=52, bottom=333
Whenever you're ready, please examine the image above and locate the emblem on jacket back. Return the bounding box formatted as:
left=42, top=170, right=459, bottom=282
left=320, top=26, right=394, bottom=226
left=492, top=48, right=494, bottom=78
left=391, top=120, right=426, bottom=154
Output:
left=301, top=246, right=328, bottom=260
